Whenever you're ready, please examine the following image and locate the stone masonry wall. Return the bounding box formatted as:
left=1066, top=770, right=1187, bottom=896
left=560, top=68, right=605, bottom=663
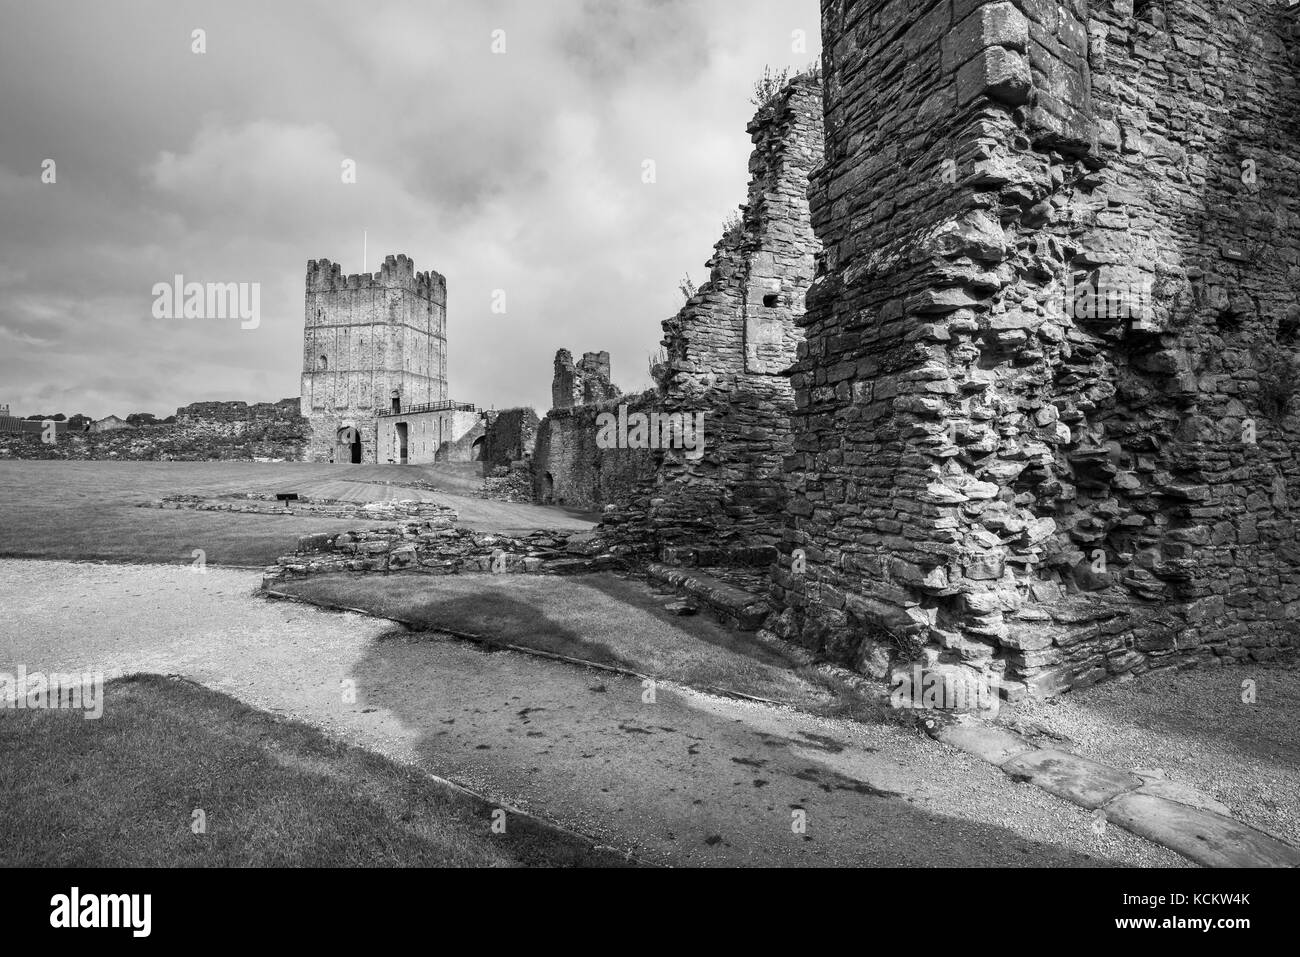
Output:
left=551, top=349, right=622, bottom=409
left=598, top=75, right=824, bottom=559
left=776, top=0, right=1300, bottom=698
left=482, top=407, right=540, bottom=467
left=533, top=391, right=660, bottom=510
left=0, top=398, right=306, bottom=460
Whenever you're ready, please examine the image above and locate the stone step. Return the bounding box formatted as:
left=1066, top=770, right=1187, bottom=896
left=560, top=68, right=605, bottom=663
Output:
left=646, top=564, right=770, bottom=631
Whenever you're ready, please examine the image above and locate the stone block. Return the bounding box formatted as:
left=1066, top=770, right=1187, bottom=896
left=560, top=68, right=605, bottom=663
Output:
left=1001, top=749, right=1143, bottom=808
left=956, top=47, right=1032, bottom=106
left=1105, top=792, right=1300, bottom=868
left=942, top=2, right=1030, bottom=74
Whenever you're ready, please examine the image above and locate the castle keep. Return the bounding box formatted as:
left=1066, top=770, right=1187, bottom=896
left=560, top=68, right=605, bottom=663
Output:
left=301, top=254, right=449, bottom=463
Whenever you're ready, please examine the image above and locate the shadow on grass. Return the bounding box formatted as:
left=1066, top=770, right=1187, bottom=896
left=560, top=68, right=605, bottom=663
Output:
left=339, top=634, right=1160, bottom=867
left=270, top=571, right=848, bottom=709
left=277, top=576, right=640, bottom=671
left=0, top=674, right=633, bottom=867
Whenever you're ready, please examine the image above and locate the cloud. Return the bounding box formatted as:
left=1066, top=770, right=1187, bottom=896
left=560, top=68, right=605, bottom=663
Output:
left=0, top=0, right=820, bottom=417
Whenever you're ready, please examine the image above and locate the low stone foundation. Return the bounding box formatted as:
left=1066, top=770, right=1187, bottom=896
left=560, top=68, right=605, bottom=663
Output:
left=141, top=494, right=459, bottom=522
left=262, top=523, right=621, bottom=587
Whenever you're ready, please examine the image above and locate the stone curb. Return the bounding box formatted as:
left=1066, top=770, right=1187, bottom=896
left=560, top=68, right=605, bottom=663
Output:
left=646, top=564, right=771, bottom=631
left=928, top=718, right=1300, bottom=868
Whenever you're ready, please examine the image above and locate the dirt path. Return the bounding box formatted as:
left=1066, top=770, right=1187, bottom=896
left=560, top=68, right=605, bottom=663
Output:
left=0, top=559, right=1186, bottom=867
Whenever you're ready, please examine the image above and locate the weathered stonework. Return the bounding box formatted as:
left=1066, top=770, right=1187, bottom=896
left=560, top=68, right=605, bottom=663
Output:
left=533, top=389, right=660, bottom=509
left=551, top=349, right=621, bottom=409
left=0, top=399, right=306, bottom=461
left=481, top=407, right=540, bottom=468
left=375, top=406, right=483, bottom=464
left=263, top=523, right=614, bottom=586
left=776, top=0, right=1300, bottom=697
left=533, top=350, right=655, bottom=508
left=142, top=493, right=457, bottom=520
left=598, top=75, right=825, bottom=558
left=301, top=254, right=448, bottom=463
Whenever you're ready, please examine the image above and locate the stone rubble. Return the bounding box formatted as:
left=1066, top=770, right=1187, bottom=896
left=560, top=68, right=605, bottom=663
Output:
left=143, top=493, right=459, bottom=522
left=262, top=523, right=620, bottom=587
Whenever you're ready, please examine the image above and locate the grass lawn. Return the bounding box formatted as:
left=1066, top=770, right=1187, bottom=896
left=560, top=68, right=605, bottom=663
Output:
left=0, top=674, right=631, bottom=867
left=0, top=460, right=593, bottom=566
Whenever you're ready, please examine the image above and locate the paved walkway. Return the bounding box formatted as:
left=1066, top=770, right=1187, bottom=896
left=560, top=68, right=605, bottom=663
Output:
left=0, top=559, right=1186, bottom=867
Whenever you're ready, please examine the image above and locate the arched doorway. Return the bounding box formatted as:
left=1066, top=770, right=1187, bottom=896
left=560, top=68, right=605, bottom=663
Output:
left=540, top=472, right=554, bottom=505
left=470, top=436, right=486, bottom=461
left=336, top=426, right=362, bottom=464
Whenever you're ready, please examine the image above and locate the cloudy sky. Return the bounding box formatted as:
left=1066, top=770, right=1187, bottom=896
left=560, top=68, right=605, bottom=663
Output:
left=0, top=0, right=821, bottom=418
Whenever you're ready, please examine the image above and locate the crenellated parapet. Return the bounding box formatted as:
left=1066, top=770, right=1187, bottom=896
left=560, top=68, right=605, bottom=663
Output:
left=305, top=254, right=446, bottom=302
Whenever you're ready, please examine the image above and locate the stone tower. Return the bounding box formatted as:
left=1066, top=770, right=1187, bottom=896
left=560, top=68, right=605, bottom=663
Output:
left=300, top=254, right=448, bottom=462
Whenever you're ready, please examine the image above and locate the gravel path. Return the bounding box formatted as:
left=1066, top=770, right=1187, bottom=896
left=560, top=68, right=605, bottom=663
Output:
left=1004, top=665, right=1300, bottom=847
left=0, top=559, right=1187, bottom=867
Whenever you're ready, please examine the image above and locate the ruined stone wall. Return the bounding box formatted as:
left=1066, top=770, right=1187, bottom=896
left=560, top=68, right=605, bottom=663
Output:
left=436, top=412, right=489, bottom=462
left=301, top=254, right=448, bottom=463
left=0, top=398, right=306, bottom=460
left=175, top=399, right=303, bottom=435
left=599, top=76, right=824, bottom=559
left=482, top=407, right=540, bottom=467
left=533, top=391, right=659, bottom=510
left=551, top=349, right=621, bottom=409
left=777, top=0, right=1300, bottom=698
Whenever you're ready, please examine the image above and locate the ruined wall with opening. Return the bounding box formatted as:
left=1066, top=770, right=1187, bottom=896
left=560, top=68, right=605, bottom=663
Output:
left=552, top=350, right=621, bottom=409
left=597, top=75, right=824, bottom=559
left=375, top=408, right=482, bottom=464
left=482, top=407, right=540, bottom=467
left=775, top=0, right=1300, bottom=697
left=532, top=397, right=661, bottom=509
left=533, top=351, right=658, bottom=509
